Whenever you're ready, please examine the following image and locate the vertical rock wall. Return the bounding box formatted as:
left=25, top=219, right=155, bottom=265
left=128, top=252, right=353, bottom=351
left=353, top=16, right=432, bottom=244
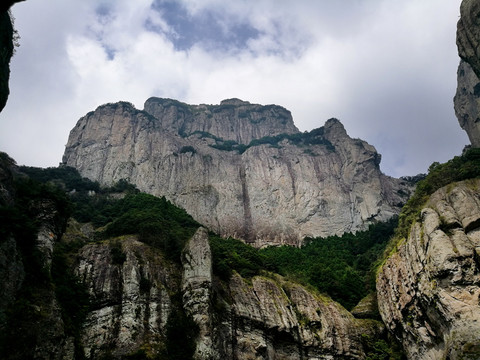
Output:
left=377, top=179, right=480, bottom=359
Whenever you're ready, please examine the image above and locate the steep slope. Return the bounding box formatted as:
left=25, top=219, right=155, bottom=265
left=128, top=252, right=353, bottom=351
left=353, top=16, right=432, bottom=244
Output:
left=76, top=226, right=385, bottom=359
left=0, top=155, right=389, bottom=359
left=377, top=178, right=480, bottom=359
left=455, top=0, right=480, bottom=147
left=63, top=99, right=411, bottom=246
left=0, top=10, right=14, bottom=113
left=0, top=154, right=75, bottom=359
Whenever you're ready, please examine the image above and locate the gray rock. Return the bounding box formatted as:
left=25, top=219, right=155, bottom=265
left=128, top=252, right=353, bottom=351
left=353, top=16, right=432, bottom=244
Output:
left=181, top=227, right=216, bottom=360
left=455, top=0, right=480, bottom=147
left=454, top=60, right=480, bottom=147
left=76, top=237, right=175, bottom=359
left=63, top=99, right=412, bottom=246
left=377, top=179, right=480, bottom=360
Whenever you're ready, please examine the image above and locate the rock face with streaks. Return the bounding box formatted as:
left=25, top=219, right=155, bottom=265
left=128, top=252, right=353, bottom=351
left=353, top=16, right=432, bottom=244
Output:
left=181, top=227, right=385, bottom=359
left=71, top=225, right=384, bottom=359
left=377, top=179, right=480, bottom=360
left=76, top=236, right=176, bottom=358
left=181, top=227, right=216, bottom=360
left=454, top=60, right=480, bottom=147
left=62, top=98, right=411, bottom=246
left=455, top=0, right=480, bottom=147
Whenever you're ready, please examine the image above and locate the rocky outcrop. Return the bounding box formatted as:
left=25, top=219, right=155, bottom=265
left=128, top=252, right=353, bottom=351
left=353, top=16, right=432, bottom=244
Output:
left=455, top=0, right=480, bottom=147
left=76, top=236, right=176, bottom=358
left=67, top=227, right=386, bottom=359
left=457, top=0, right=480, bottom=79
left=63, top=99, right=412, bottom=246
left=181, top=227, right=384, bottom=359
left=454, top=60, right=480, bottom=147
left=222, top=274, right=383, bottom=359
left=181, top=227, right=216, bottom=360
left=144, top=97, right=299, bottom=144
left=0, top=11, right=13, bottom=113
left=377, top=179, right=480, bottom=359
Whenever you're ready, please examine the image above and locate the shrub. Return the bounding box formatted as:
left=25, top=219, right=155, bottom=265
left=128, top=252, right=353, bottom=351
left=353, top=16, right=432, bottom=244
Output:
left=179, top=146, right=196, bottom=154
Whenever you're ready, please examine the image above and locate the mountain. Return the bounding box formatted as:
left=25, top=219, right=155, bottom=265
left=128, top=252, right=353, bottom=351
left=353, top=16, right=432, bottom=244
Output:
left=2, top=0, right=480, bottom=359
left=0, top=156, right=395, bottom=359
left=62, top=98, right=412, bottom=247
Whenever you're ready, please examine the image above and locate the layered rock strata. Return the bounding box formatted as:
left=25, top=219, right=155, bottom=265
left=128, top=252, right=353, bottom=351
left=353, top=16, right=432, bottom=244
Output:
left=63, top=99, right=411, bottom=246
left=377, top=179, right=480, bottom=359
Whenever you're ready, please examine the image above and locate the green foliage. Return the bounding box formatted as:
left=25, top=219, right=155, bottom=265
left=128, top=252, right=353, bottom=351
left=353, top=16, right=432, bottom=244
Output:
left=105, top=178, right=139, bottom=194
left=163, top=294, right=198, bottom=360
left=260, top=218, right=398, bottom=310
left=210, top=139, right=239, bottom=152
left=212, top=103, right=236, bottom=112
left=209, top=235, right=268, bottom=280
left=394, top=147, right=480, bottom=241
left=205, top=127, right=335, bottom=154
left=20, top=165, right=100, bottom=193
left=102, top=193, right=200, bottom=261
left=0, top=168, right=76, bottom=358
left=208, top=219, right=397, bottom=310
left=362, top=334, right=405, bottom=360
left=1, top=176, right=72, bottom=278
left=179, top=145, right=196, bottom=154
left=110, top=240, right=126, bottom=265
left=51, top=240, right=90, bottom=336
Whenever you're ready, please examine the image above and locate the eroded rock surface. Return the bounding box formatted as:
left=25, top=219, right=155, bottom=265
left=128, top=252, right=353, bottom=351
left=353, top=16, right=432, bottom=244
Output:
left=455, top=0, right=480, bottom=147
left=454, top=60, right=480, bottom=147
left=76, top=236, right=176, bottom=358
left=377, top=179, right=480, bottom=360
left=222, top=274, right=383, bottom=359
left=457, top=0, right=480, bottom=79
left=181, top=227, right=216, bottom=360
left=63, top=99, right=411, bottom=246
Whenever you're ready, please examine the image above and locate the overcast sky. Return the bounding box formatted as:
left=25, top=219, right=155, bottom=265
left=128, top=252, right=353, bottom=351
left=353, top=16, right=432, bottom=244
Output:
left=0, top=0, right=468, bottom=177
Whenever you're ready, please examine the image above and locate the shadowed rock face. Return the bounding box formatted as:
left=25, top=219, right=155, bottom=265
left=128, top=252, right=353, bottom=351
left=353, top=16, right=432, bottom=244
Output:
left=0, top=11, right=13, bottom=113
left=377, top=179, right=480, bottom=360
left=63, top=99, right=412, bottom=246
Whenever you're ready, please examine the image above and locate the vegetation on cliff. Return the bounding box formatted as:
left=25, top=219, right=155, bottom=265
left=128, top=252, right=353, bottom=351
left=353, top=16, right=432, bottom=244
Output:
left=18, top=163, right=399, bottom=312
left=210, top=218, right=397, bottom=310
left=200, top=126, right=335, bottom=153
left=384, top=147, right=480, bottom=257
left=5, top=160, right=405, bottom=358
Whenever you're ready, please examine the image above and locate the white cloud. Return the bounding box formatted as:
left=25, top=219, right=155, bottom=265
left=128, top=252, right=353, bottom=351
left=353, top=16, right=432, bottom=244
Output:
left=0, top=0, right=468, bottom=177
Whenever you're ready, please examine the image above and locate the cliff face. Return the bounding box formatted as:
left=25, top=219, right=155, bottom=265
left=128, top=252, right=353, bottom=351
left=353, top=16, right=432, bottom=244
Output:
left=0, top=154, right=74, bottom=359
left=0, top=10, right=14, bottom=113
left=377, top=179, right=480, bottom=360
left=0, top=155, right=384, bottom=360
left=143, top=97, right=299, bottom=144
left=63, top=99, right=411, bottom=246
left=455, top=0, right=480, bottom=147
left=454, top=60, right=480, bottom=147
left=75, top=227, right=383, bottom=359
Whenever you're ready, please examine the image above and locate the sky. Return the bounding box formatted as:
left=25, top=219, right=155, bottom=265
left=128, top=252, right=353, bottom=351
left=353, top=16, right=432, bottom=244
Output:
left=0, top=0, right=469, bottom=177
